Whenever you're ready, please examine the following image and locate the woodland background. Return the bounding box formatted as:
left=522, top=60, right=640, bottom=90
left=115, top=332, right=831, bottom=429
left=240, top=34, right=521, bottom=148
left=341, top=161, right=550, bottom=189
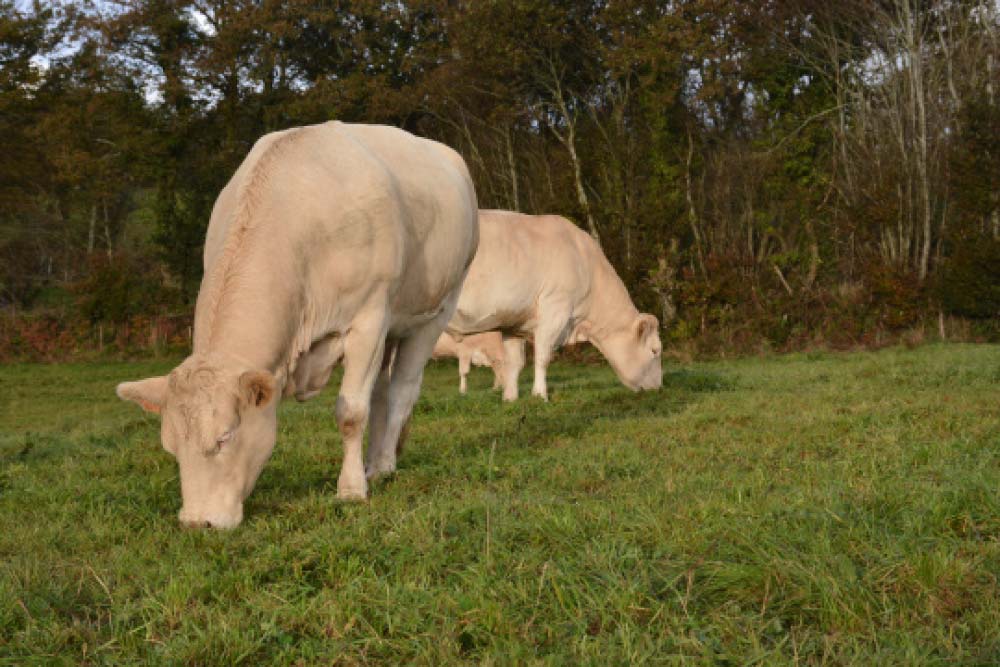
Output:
left=1, top=0, right=998, bottom=360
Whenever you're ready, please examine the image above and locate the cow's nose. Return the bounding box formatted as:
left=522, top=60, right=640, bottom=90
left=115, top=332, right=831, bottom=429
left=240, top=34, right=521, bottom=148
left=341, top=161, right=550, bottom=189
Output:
left=640, top=376, right=662, bottom=391
left=180, top=504, right=243, bottom=529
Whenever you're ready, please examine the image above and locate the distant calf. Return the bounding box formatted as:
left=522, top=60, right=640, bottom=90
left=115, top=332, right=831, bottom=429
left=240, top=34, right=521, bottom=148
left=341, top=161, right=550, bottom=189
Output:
left=448, top=210, right=662, bottom=401
left=432, top=331, right=505, bottom=394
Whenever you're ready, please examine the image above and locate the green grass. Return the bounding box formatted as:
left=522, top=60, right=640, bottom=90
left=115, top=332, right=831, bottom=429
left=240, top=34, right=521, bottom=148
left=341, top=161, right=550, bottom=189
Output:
left=1, top=344, right=999, bottom=665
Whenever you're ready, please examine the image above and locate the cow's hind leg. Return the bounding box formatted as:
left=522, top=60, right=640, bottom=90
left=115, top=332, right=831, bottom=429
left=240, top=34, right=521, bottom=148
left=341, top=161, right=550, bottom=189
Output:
left=501, top=334, right=525, bottom=402
left=366, top=340, right=397, bottom=473
left=365, top=315, right=444, bottom=480
left=335, top=311, right=388, bottom=501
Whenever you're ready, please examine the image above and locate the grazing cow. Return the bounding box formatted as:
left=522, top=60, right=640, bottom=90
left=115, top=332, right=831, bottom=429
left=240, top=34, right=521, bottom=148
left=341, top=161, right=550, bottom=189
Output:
left=116, top=122, right=478, bottom=528
left=431, top=331, right=505, bottom=394
left=448, top=210, right=661, bottom=401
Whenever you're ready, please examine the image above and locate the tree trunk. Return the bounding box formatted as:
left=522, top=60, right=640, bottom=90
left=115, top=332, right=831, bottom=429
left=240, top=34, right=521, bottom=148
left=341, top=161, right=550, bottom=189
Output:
left=504, top=124, right=519, bottom=211
left=685, top=128, right=706, bottom=276
left=908, top=5, right=933, bottom=280
left=989, top=53, right=998, bottom=239
left=102, top=198, right=113, bottom=259
left=565, top=135, right=600, bottom=247
left=542, top=57, right=601, bottom=247
left=87, top=205, right=97, bottom=255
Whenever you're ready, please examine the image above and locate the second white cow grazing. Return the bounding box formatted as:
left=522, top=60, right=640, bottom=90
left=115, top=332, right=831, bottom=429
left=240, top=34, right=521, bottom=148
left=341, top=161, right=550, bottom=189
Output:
left=432, top=331, right=505, bottom=394
left=115, top=122, right=478, bottom=528
left=448, top=210, right=662, bottom=401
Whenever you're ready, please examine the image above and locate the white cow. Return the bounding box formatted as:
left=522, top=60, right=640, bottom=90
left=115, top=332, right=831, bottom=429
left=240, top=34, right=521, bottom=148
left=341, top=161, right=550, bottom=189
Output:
left=431, top=331, right=505, bottom=394
left=448, top=210, right=661, bottom=401
left=116, top=122, right=478, bottom=528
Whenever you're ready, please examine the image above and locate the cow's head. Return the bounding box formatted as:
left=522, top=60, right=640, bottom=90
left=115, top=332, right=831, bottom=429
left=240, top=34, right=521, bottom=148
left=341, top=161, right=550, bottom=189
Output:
left=116, top=354, right=278, bottom=529
left=590, top=313, right=662, bottom=391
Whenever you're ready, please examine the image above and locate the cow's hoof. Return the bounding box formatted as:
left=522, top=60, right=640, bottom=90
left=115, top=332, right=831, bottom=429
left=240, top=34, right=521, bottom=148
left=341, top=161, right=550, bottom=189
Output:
left=365, top=464, right=396, bottom=481
left=336, top=477, right=368, bottom=501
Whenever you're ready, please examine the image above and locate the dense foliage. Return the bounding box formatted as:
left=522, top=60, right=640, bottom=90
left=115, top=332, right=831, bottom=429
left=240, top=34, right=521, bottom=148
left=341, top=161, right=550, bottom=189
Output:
left=1, top=0, right=998, bottom=358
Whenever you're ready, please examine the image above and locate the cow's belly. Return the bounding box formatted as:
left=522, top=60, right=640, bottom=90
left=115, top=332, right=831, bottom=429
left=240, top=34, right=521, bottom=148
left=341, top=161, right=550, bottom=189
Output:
left=388, top=307, right=448, bottom=337
left=450, top=302, right=537, bottom=336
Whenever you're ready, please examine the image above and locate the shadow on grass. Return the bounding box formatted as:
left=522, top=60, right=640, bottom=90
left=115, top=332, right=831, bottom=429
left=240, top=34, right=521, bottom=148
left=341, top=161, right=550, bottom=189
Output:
left=556, top=367, right=733, bottom=416
left=252, top=365, right=736, bottom=513
left=376, top=369, right=735, bottom=478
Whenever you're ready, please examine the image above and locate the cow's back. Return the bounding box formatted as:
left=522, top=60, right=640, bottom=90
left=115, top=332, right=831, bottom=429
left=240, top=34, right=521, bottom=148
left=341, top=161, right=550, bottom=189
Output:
left=200, top=122, right=477, bottom=345
left=196, top=122, right=477, bottom=357
left=340, top=124, right=478, bottom=323
left=450, top=210, right=592, bottom=334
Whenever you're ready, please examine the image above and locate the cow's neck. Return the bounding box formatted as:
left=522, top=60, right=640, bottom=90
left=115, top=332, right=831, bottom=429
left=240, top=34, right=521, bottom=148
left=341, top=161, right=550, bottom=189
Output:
left=192, top=253, right=313, bottom=386
left=579, top=254, right=638, bottom=343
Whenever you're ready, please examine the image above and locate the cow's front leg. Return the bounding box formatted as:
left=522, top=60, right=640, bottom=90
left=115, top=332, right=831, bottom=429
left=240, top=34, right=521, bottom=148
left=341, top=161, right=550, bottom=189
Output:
left=501, top=334, right=525, bottom=402
left=335, top=313, right=388, bottom=501
left=366, top=340, right=396, bottom=476
left=366, top=314, right=445, bottom=479
left=531, top=307, right=571, bottom=400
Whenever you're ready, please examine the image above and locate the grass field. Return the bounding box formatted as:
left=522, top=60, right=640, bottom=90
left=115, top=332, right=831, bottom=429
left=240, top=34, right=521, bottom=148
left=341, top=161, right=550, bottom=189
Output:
left=1, top=344, right=999, bottom=665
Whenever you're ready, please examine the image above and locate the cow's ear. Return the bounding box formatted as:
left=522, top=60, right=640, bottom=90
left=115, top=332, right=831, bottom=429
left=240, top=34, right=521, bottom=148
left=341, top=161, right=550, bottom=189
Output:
left=634, top=313, right=659, bottom=342
left=239, top=370, right=277, bottom=409
left=117, top=376, right=169, bottom=415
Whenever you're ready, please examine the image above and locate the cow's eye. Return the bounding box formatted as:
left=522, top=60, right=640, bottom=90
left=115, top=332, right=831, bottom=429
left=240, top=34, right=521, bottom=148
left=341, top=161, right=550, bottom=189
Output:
left=217, top=430, right=234, bottom=446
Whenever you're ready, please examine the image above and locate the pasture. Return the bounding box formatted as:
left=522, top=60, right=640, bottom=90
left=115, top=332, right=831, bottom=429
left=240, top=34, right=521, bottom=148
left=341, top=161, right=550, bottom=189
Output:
left=1, top=344, right=999, bottom=665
